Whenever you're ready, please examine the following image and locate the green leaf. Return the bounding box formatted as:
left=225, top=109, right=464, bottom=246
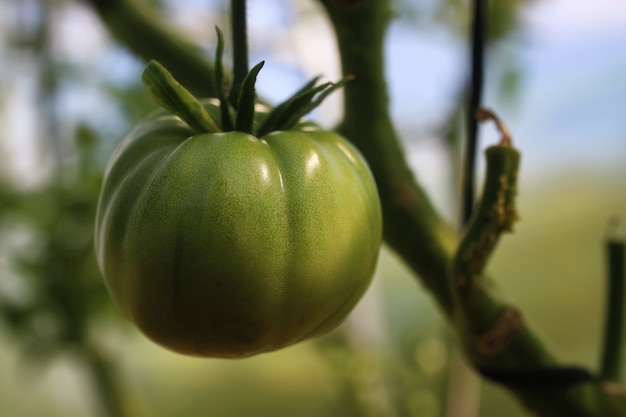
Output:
left=214, top=26, right=233, bottom=131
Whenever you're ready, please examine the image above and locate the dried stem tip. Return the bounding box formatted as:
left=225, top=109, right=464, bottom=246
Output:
left=476, top=107, right=513, bottom=146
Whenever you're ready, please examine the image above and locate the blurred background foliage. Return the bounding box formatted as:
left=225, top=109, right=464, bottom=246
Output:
left=0, top=0, right=624, bottom=416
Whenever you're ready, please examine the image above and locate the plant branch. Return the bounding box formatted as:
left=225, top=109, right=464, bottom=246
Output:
left=82, top=0, right=219, bottom=97
left=318, top=0, right=458, bottom=314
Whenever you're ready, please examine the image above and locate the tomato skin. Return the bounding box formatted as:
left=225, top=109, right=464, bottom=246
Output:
left=95, top=102, right=382, bottom=358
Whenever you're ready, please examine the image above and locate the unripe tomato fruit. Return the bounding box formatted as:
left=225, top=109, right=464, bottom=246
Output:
left=95, top=101, right=382, bottom=357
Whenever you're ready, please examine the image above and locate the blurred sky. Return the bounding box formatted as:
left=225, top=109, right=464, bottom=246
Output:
left=508, top=0, right=626, bottom=171
left=382, top=0, right=626, bottom=187
left=1, top=0, right=625, bottom=187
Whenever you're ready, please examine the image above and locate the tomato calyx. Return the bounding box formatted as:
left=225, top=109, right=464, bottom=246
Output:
left=256, top=74, right=352, bottom=137
left=140, top=27, right=352, bottom=138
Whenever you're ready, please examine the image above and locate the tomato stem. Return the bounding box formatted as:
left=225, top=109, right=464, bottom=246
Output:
left=229, top=0, right=249, bottom=107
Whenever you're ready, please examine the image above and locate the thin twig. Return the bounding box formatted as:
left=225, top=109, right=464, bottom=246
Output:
left=461, top=0, right=486, bottom=227
left=600, top=217, right=625, bottom=381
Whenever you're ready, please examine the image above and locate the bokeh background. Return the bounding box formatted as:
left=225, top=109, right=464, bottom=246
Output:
left=0, top=0, right=625, bottom=416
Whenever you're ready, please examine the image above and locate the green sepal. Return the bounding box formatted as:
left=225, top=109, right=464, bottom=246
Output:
left=256, top=77, right=320, bottom=137
left=234, top=61, right=265, bottom=134
left=257, top=76, right=352, bottom=137
left=214, top=27, right=233, bottom=131
left=141, top=60, right=221, bottom=133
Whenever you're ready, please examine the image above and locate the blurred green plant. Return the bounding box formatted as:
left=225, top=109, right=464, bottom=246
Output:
left=0, top=126, right=131, bottom=417
left=0, top=2, right=151, bottom=415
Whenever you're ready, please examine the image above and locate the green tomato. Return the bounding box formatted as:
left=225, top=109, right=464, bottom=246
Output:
left=95, top=101, right=382, bottom=358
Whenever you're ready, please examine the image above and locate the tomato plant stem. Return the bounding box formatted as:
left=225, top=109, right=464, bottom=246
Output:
left=229, top=0, right=249, bottom=106
left=319, top=0, right=457, bottom=313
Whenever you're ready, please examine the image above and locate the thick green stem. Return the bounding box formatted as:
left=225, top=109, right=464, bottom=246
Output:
left=452, top=144, right=520, bottom=290
left=318, top=0, right=457, bottom=314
